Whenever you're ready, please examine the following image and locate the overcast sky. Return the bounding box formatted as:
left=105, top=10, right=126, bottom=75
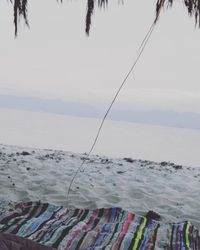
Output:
left=0, top=0, right=200, bottom=114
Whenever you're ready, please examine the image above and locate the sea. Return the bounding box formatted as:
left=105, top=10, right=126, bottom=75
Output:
left=0, top=107, right=199, bottom=167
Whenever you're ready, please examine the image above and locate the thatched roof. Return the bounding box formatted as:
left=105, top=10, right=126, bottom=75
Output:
left=10, top=0, right=28, bottom=36
left=155, top=0, right=200, bottom=26
left=10, top=0, right=200, bottom=36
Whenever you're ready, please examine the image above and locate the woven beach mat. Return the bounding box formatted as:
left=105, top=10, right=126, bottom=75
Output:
left=0, top=201, right=199, bottom=250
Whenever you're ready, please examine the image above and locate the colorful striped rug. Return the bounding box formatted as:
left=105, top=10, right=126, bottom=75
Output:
left=0, top=201, right=199, bottom=249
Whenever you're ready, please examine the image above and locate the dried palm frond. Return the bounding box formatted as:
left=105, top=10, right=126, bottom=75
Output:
left=86, top=0, right=108, bottom=35
left=98, top=0, right=108, bottom=8
left=9, top=0, right=200, bottom=36
left=10, top=0, right=28, bottom=36
left=86, top=0, right=95, bottom=35
left=155, top=0, right=200, bottom=27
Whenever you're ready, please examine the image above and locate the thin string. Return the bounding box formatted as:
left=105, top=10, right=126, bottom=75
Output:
left=66, top=22, right=156, bottom=205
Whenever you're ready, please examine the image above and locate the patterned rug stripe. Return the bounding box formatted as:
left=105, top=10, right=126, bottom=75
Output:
left=0, top=201, right=199, bottom=250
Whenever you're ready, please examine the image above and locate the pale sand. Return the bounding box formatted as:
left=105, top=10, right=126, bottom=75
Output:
left=0, top=144, right=199, bottom=229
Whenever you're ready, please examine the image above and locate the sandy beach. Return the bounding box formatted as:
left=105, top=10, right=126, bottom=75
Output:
left=0, top=143, right=199, bottom=230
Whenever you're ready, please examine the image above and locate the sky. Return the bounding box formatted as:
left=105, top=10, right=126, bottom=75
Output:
left=0, top=0, right=200, bottom=124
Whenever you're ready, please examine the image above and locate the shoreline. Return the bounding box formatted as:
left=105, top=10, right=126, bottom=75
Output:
left=0, top=108, right=200, bottom=167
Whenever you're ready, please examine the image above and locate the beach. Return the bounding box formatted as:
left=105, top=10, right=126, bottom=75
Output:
left=1, top=0, right=200, bottom=248
left=0, top=143, right=199, bottom=230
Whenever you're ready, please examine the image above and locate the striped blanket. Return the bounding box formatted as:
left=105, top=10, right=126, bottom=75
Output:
left=0, top=201, right=199, bottom=249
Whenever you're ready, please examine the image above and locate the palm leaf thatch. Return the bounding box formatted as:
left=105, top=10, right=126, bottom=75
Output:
left=10, top=0, right=200, bottom=36
left=155, top=0, right=200, bottom=26
left=10, top=0, right=28, bottom=36
left=85, top=0, right=108, bottom=35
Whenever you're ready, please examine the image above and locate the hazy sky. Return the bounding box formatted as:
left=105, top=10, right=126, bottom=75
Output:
left=0, top=0, right=200, bottom=113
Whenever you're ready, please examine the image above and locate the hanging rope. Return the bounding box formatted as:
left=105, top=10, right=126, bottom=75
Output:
left=66, top=22, right=156, bottom=205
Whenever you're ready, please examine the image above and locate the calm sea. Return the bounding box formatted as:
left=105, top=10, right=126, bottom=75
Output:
left=0, top=108, right=199, bottom=167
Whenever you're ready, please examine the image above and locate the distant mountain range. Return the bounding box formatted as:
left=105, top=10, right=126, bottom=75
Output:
left=0, top=94, right=200, bottom=130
